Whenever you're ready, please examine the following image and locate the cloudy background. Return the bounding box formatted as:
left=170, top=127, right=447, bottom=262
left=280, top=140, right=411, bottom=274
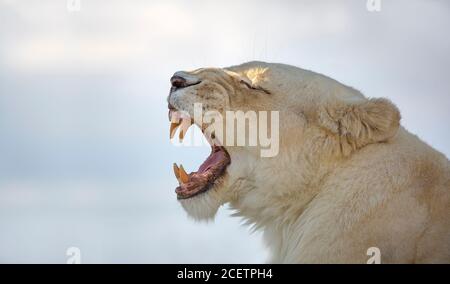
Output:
left=0, top=0, right=449, bottom=263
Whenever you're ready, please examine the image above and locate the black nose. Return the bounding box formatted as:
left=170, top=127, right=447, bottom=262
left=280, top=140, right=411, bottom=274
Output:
left=170, top=76, right=187, bottom=89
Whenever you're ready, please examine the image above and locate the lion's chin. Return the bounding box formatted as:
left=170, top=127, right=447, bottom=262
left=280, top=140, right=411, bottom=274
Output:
left=178, top=186, right=224, bottom=221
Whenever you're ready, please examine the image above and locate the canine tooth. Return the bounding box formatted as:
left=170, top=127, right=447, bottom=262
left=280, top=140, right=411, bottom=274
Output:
left=173, top=163, right=182, bottom=183
left=179, top=124, right=185, bottom=142
left=170, top=122, right=180, bottom=139
left=178, top=118, right=192, bottom=142
left=179, top=165, right=189, bottom=183
left=173, top=163, right=179, bottom=177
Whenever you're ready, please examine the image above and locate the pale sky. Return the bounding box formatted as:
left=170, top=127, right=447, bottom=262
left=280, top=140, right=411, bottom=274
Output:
left=0, top=0, right=449, bottom=263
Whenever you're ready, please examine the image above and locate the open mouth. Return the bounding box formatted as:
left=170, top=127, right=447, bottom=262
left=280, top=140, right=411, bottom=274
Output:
left=168, top=105, right=231, bottom=200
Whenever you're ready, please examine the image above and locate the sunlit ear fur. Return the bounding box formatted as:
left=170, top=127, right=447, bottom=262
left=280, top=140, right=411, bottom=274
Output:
left=318, top=97, right=401, bottom=156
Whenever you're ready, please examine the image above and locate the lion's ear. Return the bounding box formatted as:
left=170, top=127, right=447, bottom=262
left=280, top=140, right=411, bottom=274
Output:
left=318, top=98, right=401, bottom=155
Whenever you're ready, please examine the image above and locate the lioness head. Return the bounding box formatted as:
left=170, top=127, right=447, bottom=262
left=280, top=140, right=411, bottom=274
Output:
left=167, top=61, right=400, bottom=221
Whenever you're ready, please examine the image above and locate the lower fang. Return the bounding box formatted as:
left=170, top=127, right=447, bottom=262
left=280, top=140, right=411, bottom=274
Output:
left=170, top=122, right=180, bottom=139
left=179, top=165, right=189, bottom=183
left=173, top=163, right=182, bottom=184
left=179, top=128, right=185, bottom=142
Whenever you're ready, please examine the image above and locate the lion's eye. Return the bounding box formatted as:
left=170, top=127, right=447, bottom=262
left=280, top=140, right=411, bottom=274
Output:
left=240, top=80, right=253, bottom=89
left=239, top=80, right=271, bottom=95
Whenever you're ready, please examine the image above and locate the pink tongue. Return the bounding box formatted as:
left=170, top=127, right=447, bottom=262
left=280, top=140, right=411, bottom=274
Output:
left=198, top=148, right=226, bottom=173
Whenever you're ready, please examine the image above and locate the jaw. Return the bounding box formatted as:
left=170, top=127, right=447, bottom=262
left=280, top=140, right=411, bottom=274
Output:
left=175, top=148, right=232, bottom=222
left=177, top=148, right=253, bottom=221
left=178, top=178, right=227, bottom=221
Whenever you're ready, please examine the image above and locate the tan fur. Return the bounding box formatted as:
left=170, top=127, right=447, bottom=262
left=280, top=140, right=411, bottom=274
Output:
left=168, top=61, right=450, bottom=263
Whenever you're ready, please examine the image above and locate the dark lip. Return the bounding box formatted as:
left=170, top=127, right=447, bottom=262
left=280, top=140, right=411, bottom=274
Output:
left=175, top=171, right=222, bottom=200
left=176, top=175, right=223, bottom=200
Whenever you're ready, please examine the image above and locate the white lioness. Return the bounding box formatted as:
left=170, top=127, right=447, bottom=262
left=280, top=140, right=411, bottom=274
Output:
left=167, top=61, right=450, bottom=263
